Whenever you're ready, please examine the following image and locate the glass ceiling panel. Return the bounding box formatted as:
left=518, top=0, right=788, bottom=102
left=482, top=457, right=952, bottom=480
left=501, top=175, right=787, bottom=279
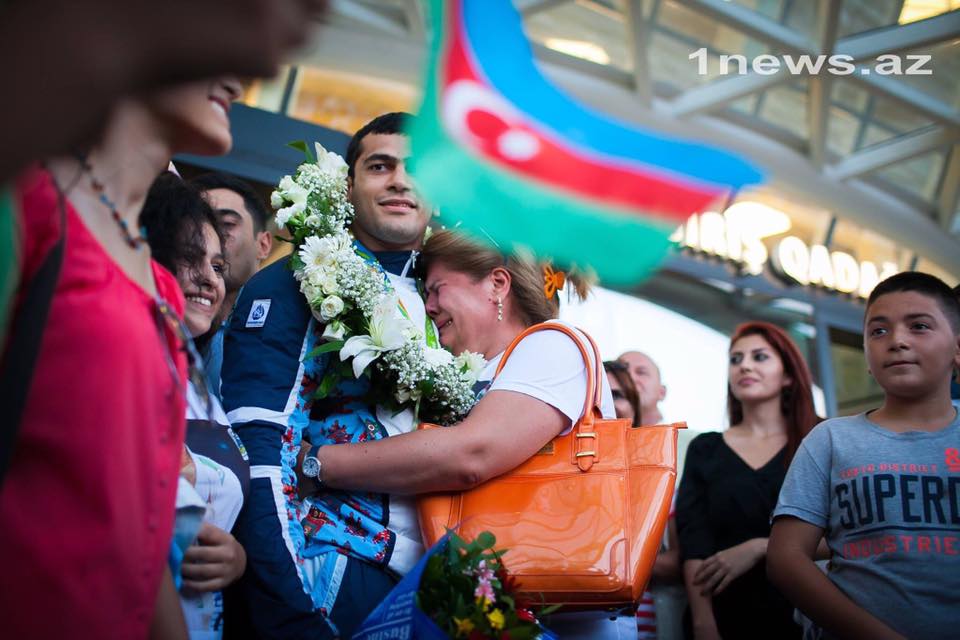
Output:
left=875, top=150, right=947, bottom=201
left=831, top=80, right=871, bottom=116
left=893, top=41, right=960, bottom=109
left=838, top=0, right=903, bottom=37
left=826, top=106, right=863, bottom=157
left=724, top=0, right=787, bottom=22
left=647, top=29, right=718, bottom=93
left=756, top=80, right=810, bottom=140
left=898, top=1, right=960, bottom=24
left=523, top=0, right=631, bottom=71
left=656, top=0, right=770, bottom=59
left=869, top=98, right=936, bottom=138
left=726, top=0, right=819, bottom=40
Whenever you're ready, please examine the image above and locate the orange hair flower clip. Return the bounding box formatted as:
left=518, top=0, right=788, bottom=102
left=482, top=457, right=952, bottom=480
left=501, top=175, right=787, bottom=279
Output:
left=543, top=265, right=566, bottom=299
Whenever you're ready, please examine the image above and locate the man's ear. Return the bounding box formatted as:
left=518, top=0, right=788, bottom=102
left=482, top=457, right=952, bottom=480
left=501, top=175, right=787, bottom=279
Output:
left=658, top=385, right=667, bottom=402
left=347, top=175, right=354, bottom=200
left=256, top=230, right=272, bottom=262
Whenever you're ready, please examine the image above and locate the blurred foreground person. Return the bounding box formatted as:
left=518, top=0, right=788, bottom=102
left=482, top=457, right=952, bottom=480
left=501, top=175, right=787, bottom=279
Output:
left=0, top=76, right=241, bottom=639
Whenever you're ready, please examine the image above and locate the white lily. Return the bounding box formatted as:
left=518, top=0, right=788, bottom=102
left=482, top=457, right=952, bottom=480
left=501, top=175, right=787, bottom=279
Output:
left=315, top=142, right=349, bottom=178
left=340, top=297, right=410, bottom=377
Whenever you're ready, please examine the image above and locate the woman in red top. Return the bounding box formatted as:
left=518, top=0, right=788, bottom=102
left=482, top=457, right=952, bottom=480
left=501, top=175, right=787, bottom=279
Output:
left=0, top=78, right=241, bottom=639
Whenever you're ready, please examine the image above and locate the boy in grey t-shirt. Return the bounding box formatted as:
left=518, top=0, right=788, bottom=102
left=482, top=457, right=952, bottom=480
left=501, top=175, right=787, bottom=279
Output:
left=768, top=272, right=960, bottom=640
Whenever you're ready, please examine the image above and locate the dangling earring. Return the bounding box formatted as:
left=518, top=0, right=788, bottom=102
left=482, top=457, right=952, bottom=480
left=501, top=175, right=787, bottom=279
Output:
left=497, top=297, right=503, bottom=322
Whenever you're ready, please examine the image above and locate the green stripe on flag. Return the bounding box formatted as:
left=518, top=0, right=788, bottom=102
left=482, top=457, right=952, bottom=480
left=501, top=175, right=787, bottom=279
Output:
left=0, top=186, right=20, bottom=346
left=408, top=0, right=676, bottom=286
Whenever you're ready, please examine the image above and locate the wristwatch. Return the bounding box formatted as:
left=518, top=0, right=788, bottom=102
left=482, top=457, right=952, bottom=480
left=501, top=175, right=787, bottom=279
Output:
left=301, top=445, right=324, bottom=491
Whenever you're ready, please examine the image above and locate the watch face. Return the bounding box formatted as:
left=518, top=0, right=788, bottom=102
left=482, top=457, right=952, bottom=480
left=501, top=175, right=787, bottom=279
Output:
left=302, top=456, right=320, bottom=478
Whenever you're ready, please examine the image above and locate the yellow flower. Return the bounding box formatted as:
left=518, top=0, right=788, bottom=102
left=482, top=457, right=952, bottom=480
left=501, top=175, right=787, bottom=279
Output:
left=475, top=595, right=492, bottom=611
left=487, top=608, right=505, bottom=630
left=454, top=617, right=475, bottom=637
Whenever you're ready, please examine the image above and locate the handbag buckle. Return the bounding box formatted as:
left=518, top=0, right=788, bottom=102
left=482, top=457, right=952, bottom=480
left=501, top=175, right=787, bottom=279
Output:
left=575, top=451, right=596, bottom=458
left=575, top=433, right=596, bottom=439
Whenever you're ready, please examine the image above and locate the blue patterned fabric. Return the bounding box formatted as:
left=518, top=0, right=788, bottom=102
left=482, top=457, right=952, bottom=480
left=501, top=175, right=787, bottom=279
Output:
left=222, top=246, right=418, bottom=637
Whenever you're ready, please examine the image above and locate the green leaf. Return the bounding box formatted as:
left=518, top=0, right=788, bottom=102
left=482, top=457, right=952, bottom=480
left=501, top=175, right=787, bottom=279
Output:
left=304, top=340, right=345, bottom=360
left=287, top=140, right=316, bottom=163
left=312, top=370, right=340, bottom=400
left=476, top=531, right=496, bottom=550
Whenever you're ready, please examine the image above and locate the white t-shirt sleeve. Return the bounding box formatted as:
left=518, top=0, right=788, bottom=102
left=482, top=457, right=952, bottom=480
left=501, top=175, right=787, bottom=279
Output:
left=487, top=325, right=616, bottom=434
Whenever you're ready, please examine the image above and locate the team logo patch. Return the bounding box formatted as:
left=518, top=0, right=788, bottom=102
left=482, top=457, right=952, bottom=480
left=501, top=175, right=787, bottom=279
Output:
left=246, top=299, right=271, bottom=328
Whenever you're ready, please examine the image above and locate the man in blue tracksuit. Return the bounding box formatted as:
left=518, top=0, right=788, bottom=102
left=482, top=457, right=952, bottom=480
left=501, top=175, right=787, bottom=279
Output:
left=221, top=112, right=433, bottom=638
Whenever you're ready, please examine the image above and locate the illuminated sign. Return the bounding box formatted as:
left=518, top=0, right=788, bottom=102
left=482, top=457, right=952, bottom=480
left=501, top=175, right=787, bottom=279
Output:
left=673, top=202, right=899, bottom=298
left=770, top=236, right=898, bottom=298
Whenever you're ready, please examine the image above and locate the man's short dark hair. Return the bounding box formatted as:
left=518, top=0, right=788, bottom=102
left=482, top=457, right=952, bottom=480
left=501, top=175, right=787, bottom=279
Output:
left=191, top=171, right=270, bottom=233
left=345, top=112, right=411, bottom=179
left=866, top=271, right=960, bottom=334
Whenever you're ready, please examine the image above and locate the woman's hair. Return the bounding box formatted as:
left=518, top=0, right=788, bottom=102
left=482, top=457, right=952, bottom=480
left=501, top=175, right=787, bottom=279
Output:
left=727, top=321, right=819, bottom=464
left=139, top=171, right=226, bottom=287
left=604, top=360, right=641, bottom=427
left=419, top=229, right=591, bottom=325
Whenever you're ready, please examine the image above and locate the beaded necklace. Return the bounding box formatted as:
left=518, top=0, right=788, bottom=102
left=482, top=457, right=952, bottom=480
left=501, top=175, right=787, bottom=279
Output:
left=77, top=156, right=148, bottom=250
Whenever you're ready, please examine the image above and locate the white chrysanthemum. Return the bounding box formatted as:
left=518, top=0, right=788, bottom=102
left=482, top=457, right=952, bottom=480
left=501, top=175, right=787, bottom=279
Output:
left=455, top=351, right=487, bottom=383
left=299, top=236, right=338, bottom=276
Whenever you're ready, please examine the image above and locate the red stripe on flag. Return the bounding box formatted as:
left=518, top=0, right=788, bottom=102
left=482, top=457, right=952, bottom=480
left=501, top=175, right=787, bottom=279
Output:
left=440, top=0, right=724, bottom=222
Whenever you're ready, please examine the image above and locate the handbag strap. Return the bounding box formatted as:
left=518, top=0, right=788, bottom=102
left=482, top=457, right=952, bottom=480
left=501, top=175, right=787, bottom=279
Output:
left=494, top=322, right=604, bottom=471
left=0, top=184, right=67, bottom=486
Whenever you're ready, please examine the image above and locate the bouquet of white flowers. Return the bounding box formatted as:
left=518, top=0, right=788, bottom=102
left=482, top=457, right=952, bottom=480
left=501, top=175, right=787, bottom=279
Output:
left=271, top=142, right=485, bottom=424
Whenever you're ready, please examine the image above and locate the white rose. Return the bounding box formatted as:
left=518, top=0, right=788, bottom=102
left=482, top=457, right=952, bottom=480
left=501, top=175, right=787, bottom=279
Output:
left=318, top=271, right=339, bottom=295
left=305, top=213, right=322, bottom=228
left=423, top=347, right=455, bottom=367
left=300, top=279, right=321, bottom=304
left=270, top=190, right=285, bottom=209
left=319, top=295, right=345, bottom=321
left=322, top=320, right=346, bottom=341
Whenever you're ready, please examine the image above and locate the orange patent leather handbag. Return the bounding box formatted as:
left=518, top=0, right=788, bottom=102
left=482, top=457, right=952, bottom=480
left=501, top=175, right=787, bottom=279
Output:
left=417, top=323, right=685, bottom=609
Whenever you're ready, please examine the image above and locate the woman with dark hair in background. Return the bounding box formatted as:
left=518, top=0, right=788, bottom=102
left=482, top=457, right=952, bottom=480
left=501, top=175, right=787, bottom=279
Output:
left=140, top=173, right=250, bottom=640
left=677, top=322, right=818, bottom=640
left=604, top=360, right=642, bottom=427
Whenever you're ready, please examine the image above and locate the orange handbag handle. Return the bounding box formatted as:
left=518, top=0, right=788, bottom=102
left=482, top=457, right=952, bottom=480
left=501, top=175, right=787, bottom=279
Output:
left=493, top=323, right=605, bottom=471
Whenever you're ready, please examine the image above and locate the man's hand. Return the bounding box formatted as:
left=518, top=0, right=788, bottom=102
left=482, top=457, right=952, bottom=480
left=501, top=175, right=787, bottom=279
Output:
left=694, top=538, right=766, bottom=596
left=181, top=523, right=247, bottom=593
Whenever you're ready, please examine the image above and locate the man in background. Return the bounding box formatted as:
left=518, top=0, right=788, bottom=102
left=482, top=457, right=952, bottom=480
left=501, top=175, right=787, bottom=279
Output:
left=192, top=172, right=272, bottom=396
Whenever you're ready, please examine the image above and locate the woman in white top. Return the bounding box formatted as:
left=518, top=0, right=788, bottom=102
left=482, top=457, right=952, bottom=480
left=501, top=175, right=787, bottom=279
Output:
left=141, top=173, right=249, bottom=639
left=296, top=230, right=635, bottom=637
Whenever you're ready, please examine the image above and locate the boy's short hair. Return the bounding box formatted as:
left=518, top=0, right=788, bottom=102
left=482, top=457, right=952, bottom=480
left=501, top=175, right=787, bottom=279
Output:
left=345, top=112, right=411, bottom=179
left=866, top=271, right=960, bottom=333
